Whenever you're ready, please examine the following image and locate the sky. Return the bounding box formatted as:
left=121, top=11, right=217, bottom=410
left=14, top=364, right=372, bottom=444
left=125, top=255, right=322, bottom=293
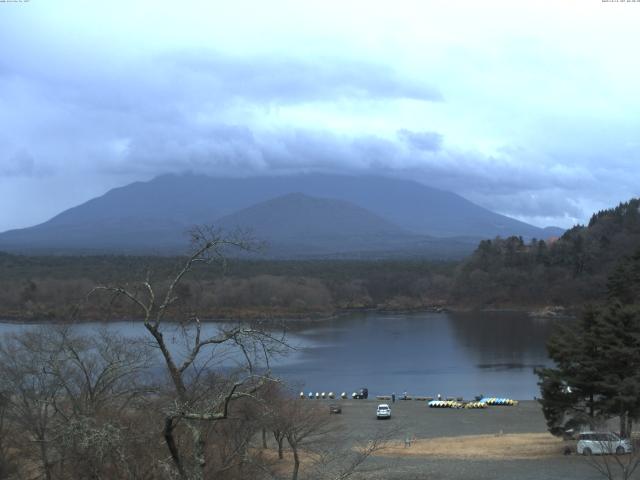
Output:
left=1, top=0, right=639, bottom=232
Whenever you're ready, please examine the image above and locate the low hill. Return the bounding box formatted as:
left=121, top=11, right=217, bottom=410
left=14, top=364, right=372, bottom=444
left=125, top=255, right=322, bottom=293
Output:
left=217, top=192, right=407, bottom=240
left=216, top=193, right=482, bottom=258
left=452, top=198, right=640, bottom=307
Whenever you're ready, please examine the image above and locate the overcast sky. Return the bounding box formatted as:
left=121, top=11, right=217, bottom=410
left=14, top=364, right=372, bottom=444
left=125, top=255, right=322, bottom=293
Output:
left=1, top=0, right=639, bottom=232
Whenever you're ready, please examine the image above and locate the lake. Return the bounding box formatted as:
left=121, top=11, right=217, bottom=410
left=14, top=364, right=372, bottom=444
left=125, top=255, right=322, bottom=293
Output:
left=0, top=310, right=558, bottom=400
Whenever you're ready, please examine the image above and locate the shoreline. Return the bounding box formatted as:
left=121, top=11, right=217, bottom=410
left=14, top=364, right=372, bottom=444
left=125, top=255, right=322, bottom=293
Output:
left=0, top=304, right=576, bottom=325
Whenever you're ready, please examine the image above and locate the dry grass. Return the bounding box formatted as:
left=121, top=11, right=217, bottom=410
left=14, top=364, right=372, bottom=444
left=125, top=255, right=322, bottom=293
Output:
left=377, top=433, right=567, bottom=460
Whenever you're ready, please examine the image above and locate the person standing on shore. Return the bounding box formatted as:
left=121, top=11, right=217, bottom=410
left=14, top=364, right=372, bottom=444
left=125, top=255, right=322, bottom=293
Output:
left=392, top=392, right=396, bottom=403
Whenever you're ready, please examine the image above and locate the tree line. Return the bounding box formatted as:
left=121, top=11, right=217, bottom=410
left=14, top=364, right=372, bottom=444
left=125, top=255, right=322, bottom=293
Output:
left=452, top=198, right=640, bottom=307
left=0, top=255, right=455, bottom=321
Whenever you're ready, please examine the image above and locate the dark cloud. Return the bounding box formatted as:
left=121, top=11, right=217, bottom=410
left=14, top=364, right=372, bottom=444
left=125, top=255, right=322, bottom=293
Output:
left=397, top=129, right=443, bottom=152
left=0, top=37, right=637, bottom=230
left=96, top=126, right=401, bottom=177
left=0, top=47, right=442, bottom=181
left=85, top=121, right=617, bottom=226
left=0, top=48, right=441, bottom=119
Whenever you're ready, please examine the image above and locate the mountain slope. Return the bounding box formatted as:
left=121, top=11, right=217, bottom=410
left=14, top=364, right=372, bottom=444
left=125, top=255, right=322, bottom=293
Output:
left=216, top=193, right=407, bottom=240
left=214, top=193, right=459, bottom=256
left=10, top=173, right=560, bottom=237
left=0, top=173, right=563, bottom=255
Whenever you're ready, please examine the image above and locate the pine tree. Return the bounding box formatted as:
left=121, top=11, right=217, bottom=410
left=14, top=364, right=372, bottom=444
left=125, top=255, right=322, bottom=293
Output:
left=591, top=302, right=640, bottom=437
left=607, top=249, right=640, bottom=305
left=538, top=248, right=640, bottom=437
left=537, top=307, right=605, bottom=434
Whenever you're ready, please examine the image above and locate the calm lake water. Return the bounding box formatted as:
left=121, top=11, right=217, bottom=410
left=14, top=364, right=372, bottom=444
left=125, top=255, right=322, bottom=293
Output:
left=0, top=311, right=558, bottom=400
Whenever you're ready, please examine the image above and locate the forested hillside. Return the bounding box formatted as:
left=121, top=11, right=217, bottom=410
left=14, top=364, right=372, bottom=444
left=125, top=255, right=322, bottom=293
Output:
left=452, top=198, right=640, bottom=307
left=0, top=255, right=455, bottom=321
left=2, top=198, right=639, bottom=320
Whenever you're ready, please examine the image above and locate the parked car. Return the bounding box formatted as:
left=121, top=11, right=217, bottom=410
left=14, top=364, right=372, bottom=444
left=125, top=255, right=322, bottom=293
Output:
left=577, top=432, right=632, bottom=455
left=353, top=387, right=369, bottom=399
left=329, top=404, right=342, bottom=414
left=376, top=404, right=391, bottom=419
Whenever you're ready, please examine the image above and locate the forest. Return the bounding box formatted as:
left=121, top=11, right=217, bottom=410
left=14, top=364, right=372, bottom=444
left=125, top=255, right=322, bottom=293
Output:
left=0, top=198, right=639, bottom=322
left=451, top=198, right=640, bottom=308
left=0, top=255, right=455, bottom=321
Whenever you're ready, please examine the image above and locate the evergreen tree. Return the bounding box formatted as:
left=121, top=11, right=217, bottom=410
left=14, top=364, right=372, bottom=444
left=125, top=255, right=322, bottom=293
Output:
left=591, top=302, right=640, bottom=437
left=453, top=197, right=640, bottom=307
left=538, top=248, right=640, bottom=437
left=607, top=249, right=640, bottom=305
left=537, top=307, right=605, bottom=435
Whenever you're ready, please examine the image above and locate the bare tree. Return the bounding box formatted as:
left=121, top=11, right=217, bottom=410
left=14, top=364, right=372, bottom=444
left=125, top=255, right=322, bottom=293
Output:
left=258, top=383, right=290, bottom=461
left=201, top=394, right=270, bottom=479
left=46, top=327, right=154, bottom=417
left=90, top=226, right=288, bottom=480
left=581, top=432, right=640, bottom=480
left=0, top=326, right=157, bottom=480
left=280, top=400, right=335, bottom=480
left=308, top=433, right=392, bottom=480
left=51, top=328, right=156, bottom=480
left=259, top=397, right=393, bottom=480
left=0, top=389, right=18, bottom=479
left=0, top=329, right=65, bottom=480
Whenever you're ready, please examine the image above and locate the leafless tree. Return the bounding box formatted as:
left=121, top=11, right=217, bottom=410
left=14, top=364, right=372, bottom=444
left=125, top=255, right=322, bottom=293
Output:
left=0, top=329, right=65, bottom=480
left=47, top=327, right=154, bottom=417
left=52, top=328, right=156, bottom=479
left=307, top=432, right=393, bottom=480
left=0, top=326, right=158, bottom=480
left=255, top=395, right=393, bottom=480
left=0, top=389, right=18, bottom=479
left=256, top=383, right=290, bottom=461
left=89, top=226, right=288, bottom=480
left=581, top=433, right=640, bottom=480
left=279, top=400, right=329, bottom=480
left=201, top=395, right=268, bottom=479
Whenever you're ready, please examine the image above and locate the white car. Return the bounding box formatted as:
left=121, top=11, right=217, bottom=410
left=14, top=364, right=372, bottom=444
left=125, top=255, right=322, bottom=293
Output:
left=376, top=404, right=391, bottom=419
left=577, top=432, right=632, bottom=455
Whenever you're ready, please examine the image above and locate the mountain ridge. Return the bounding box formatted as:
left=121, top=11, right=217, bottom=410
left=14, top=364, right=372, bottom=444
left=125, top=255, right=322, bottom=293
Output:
left=0, top=173, right=564, bottom=257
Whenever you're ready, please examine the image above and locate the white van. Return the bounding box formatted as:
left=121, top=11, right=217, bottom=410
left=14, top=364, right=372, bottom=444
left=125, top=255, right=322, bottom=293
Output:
left=577, top=432, right=632, bottom=455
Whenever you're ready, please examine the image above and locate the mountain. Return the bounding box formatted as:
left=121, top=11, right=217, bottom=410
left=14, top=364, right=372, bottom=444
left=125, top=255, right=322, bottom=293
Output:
left=0, top=173, right=563, bottom=256
left=213, top=193, right=481, bottom=257
left=217, top=192, right=407, bottom=241
left=541, top=226, right=566, bottom=238
left=214, top=192, right=411, bottom=256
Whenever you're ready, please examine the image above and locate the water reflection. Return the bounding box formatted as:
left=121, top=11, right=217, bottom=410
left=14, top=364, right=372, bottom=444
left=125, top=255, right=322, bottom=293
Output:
left=273, top=311, right=557, bottom=399
left=446, top=311, right=555, bottom=369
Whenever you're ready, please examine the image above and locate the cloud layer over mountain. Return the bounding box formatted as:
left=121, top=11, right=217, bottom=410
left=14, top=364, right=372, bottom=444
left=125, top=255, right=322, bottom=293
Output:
left=1, top=0, right=639, bottom=232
